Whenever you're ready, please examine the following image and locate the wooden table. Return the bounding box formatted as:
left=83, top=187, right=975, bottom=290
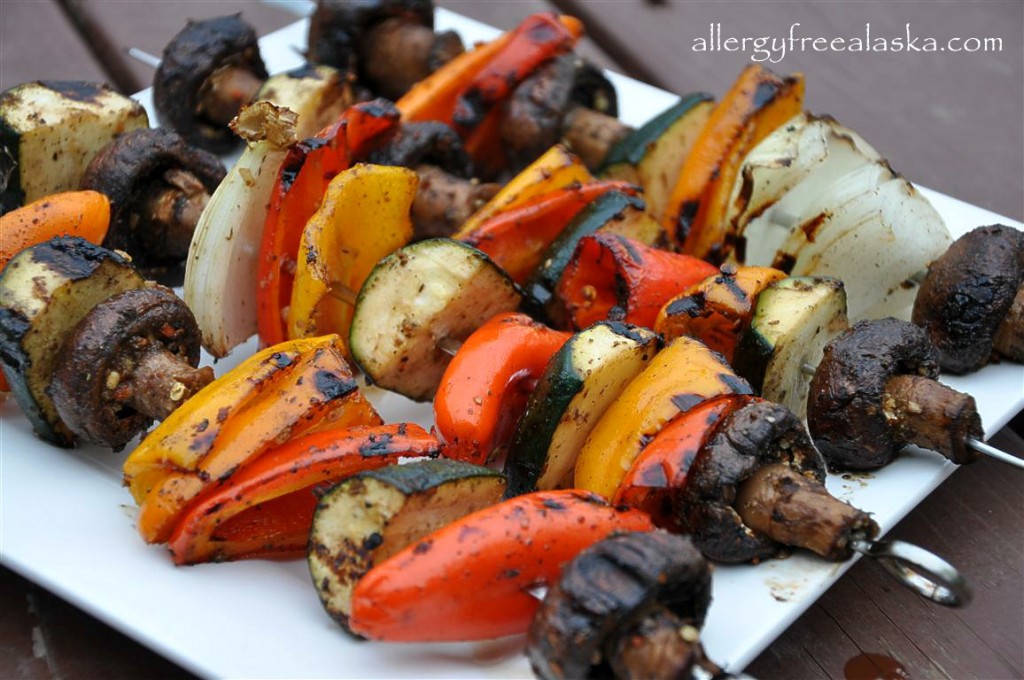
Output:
left=1, top=2, right=1022, bottom=678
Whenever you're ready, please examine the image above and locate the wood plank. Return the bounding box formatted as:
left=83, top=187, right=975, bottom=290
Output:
left=0, top=0, right=109, bottom=91
left=556, top=0, right=1023, bottom=220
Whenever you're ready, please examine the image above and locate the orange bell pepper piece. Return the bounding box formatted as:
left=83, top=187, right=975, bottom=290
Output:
left=256, top=102, right=402, bottom=347
left=557, top=233, right=718, bottom=330
left=0, top=190, right=110, bottom=270
left=125, top=335, right=382, bottom=544
left=663, top=65, right=805, bottom=259
left=458, top=179, right=637, bottom=283
left=167, top=423, right=440, bottom=565
left=287, top=163, right=417, bottom=344
left=654, top=265, right=786, bottom=363
left=348, top=489, right=655, bottom=642
left=614, top=394, right=754, bottom=529
left=574, top=336, right=753, bottom=499
left=434, top=312, right=570, bottom=465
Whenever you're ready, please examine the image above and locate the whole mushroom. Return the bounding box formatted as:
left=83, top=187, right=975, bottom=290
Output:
left=500, top=53, right=626, bottom=171
left=307, top=0, right=464, bottom=100
left=808, top=318, right=984, bottom=470
left=80, top=127, right=226, bottom=281
left=912, top=224, right=1024, bottom=373
left=527, top=531, right=716, bottom=680
left=49, top=286, right=213, bottom=449
left=154, top=14, right=269, bottom=153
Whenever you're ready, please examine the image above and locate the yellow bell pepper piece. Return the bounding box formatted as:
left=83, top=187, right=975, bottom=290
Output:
left=287, top=164, right=418, bottom=343
left=573, top=336, right=752, bottom=499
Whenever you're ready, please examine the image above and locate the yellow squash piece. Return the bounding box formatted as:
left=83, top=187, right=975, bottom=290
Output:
left=573, top=336, right=752, bottom=499
left=287, top=164, right=418, bottom=344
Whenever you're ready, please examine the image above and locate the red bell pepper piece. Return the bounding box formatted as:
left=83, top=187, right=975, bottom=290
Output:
left=397, top=13, right=583, bottom=175
left=167, top=423, right=440, bottom=565
left=557, top=233, right=719, bottom=330
left=348, top=489, right=655, bottom=642
left=256, top=101, right=402, bottom=347
left=614, top=395, right=755, bottom=530
left=458, top=179, right=638, bottom=283
left=434, top=312, right=570, bottom=465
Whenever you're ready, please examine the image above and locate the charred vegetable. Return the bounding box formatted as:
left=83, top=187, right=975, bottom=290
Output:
left=309, top=458, right=505, bottom=632
left=255, top=63, right=356, bottom=141
left=808, top=318, right=984, bottom=470
left=504, top=321, right=660, bottom=496
left=0, top=237, right=144, bottom=445
left=682, top=400, right=877, bottom=563
left=349, top=238, right=521, bottom=401
left=0, top=80, right=148, bottom=214
left=154, top=15, right=269, bottom=152
left=912, top=225, right=1024, bottom=373
left=347, top=490, right=655, bottom=642
left=528, top=531, right=715, bottom=680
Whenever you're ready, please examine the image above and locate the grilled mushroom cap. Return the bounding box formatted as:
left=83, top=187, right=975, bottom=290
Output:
left=679, top=400, right=826, bottom=563
left=154, top=14, right=269, bottom=153
left=307, top=0, right=458, bottom=99
left=367, top=121, right=474, bottom=177
left=808, top=318, right=983, bottom=469
left=912, top=224, right=1024, bottom=374
left=500, top=54, right=621, bottom=171
left=81, top=128, right=226, bottom=276
left=527, top=531, right=712, bottom=680
left=808, top=319, right=938, bottom=470
left=48, top=286, right=212, bottom=449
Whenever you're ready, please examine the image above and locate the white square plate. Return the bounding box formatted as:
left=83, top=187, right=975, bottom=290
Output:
left=2, top=11, right=1022, bottom=679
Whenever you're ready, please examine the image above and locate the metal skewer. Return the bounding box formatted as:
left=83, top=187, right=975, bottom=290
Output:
left=800, top=362, right=1023, bottom=469
left=850, top=535, right=971, bottom=606
left=126, top=47, right=162, bottom=69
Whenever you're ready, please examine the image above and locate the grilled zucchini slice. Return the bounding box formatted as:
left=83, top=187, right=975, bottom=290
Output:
left=1, top=81, right=149, bottom=214
left=349, top=238, right=521, bottom=401
left=505, top=322, right=660, bottom=496
left=733, top=276, right=849, bottom=419
left=308, top=459, right=505, bottom=633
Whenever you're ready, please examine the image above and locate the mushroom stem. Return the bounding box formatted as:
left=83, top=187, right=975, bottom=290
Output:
left=735, top=463, right=878, bottom=561
left=198, top=63, right=265, bottom=126
left=362, top=18, right=464, bottom=100
left=993, top=285, right=1024, bottom=360
left=122, top=342, right=214, bottom=421
left=605, top=606, right=711, bottom=680
left=884, top=374, right=983, bottom=465
left=141, top=168, right=212, bottom=259
left=412, top=164, right=502, bottom=239
left=561, top=106, right=632, bottom=169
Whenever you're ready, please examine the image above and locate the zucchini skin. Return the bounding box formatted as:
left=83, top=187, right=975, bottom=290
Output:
left=600, top=91, right=714, bottom=171
left=0, top=115, right=23, bottom=214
